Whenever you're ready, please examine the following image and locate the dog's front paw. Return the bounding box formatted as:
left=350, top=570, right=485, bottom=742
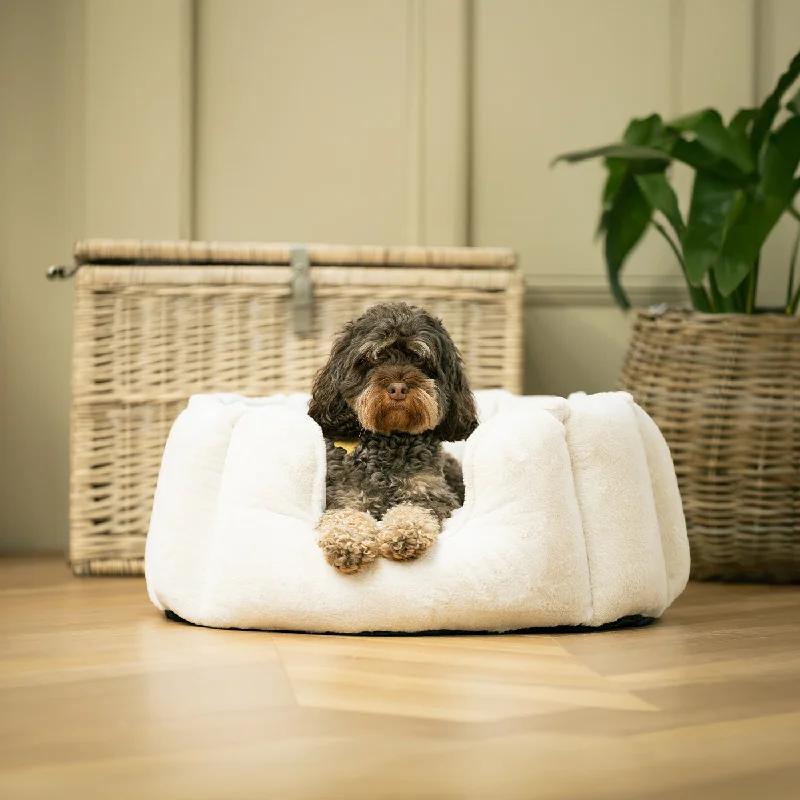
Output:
left=378, top=504, right=440, bottom=562
left=317, top=509, right=379, bottom=574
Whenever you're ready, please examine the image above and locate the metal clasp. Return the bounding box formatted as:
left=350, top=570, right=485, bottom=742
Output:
left=290, top=245, right=314, bottom=335
left=46, top=265, right=78, bottom=280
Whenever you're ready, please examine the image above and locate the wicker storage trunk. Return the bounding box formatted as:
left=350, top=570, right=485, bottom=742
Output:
left=67, top=239, right=522, bottom=575
left=620, top=309, right=800, bottom=583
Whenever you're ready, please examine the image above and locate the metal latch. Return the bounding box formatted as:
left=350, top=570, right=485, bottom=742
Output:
left=46, top=264, right=78, bottom=280
left=290, top=245, right=314, bottom=335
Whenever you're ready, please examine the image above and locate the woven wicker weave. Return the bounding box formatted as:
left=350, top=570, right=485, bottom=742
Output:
left=619, top=309, right=800, bottom=583
left=69, top=239, right=522, bottom=575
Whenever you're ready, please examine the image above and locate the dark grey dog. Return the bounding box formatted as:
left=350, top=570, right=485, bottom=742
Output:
left=308, top=303, right=478, bottom=573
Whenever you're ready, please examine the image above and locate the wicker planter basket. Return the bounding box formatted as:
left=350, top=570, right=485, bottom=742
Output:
left=65, top=239, right=523, bottom=576
left=620, top=309, right=800, bottom=583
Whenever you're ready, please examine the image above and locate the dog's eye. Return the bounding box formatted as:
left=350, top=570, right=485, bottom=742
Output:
left=407, top=341, right=436, bottom=365
left=411, top=351, right=435, bottom=371
left=412, top=354, right=429, bottom=371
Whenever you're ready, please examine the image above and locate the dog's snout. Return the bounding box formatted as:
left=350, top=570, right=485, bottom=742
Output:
left=387, top=382, right=408, bottom=400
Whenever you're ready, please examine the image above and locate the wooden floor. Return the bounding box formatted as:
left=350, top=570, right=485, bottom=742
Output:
left=1, top=560, right=799, bottom=800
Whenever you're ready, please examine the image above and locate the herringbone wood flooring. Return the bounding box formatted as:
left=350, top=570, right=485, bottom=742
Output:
left=1, top=558, right=798, bottom=799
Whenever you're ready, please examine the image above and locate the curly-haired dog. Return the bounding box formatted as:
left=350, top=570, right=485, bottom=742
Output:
left=309, top=303, right=478, bottom=573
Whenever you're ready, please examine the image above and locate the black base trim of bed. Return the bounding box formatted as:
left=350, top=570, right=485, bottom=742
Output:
left=164, top=609, right=656, bottom=634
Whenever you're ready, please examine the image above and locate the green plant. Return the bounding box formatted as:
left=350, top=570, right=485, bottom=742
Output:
left=553, top=49, right=800, bottom=314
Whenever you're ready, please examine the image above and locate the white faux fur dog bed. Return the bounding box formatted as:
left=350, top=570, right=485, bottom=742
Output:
left=145, top=390, right=689, bottom=633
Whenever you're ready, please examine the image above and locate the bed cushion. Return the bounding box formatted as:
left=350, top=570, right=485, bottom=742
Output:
left=145, top=390, right=689, bottom=632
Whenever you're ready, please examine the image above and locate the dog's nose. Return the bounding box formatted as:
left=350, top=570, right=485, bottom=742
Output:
left=387, top=382, right=408, bottom=400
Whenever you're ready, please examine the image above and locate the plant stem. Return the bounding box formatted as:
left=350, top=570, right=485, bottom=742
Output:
left=735, top=279, right=749, bottom=312
left=786, top=223, right=800, bottom=313
left=746, top=256, right=760, bottom=314
left=652, top=219, right=712, bottom=312
left=789, top=282, right=800, bottom=315
left=707, top=276, right=719, bottom=313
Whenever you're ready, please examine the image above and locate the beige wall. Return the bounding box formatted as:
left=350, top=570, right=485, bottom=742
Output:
left=758, top=0, right=800, bottom=306
left=195, top=0, right=471, bottom=247
left=1, top=0, right=798, bottom=552
left=1, top=0, right=83, bottom=553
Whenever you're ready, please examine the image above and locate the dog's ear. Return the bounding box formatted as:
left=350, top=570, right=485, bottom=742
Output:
left=433, top=348, right=478, bottom=442
left=308, top=323, right=361, bottom=438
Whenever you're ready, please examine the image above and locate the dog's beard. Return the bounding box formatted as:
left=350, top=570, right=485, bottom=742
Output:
left=354, top=382, right=440, bottom=435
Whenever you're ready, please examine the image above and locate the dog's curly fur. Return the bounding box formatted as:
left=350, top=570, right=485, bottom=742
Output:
left=309, top=303, right=478, bottom=573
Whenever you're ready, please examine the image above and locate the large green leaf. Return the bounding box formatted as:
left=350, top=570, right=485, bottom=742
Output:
left=713, top=247, right=761, bottom=298
left=751, top=49, right=800, bottom=157
left=551, top=144, right=670, bottom=167
left=597, top=158, right=627, bottom=239
left=601, top=159, right=627, bottom=211
left=651, top=219, right=712, bottom=311
left=566, top=111, right=753, bottom=181
left=669, top=109, right=755, bottom=174
left=635, top=172, right=684, bottom=234
left=603, top=176, right=653, bottom=310
left=669, top=138, right=750, bottom=183
left=762, top=115, right=800, bottom=198
left=559, top=138, right=747, bottom=181
left=729, top=108, right=758, bottom=136
left=597, top=117, right=669, bottom=238
left=708, top=271, right=738, bottom=312
left=728, top=108, right=758, bottom=160
left=622, top=114, right=672, bottom=148
left=715, top=116, right=800, bottom=296
left=681, top=172, right=742, bottom=285
left=789, top=86, right=800, bottom=116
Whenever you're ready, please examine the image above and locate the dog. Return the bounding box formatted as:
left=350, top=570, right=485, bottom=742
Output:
left=308, top=302, right=478, bottom=573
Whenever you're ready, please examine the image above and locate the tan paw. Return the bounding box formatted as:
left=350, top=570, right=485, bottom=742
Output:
left=378, top=504, right=440, bottom=561
left=317, top=509, right=379, bottom=573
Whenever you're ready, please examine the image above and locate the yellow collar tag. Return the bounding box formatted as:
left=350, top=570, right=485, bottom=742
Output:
left=334, top=440, right=359, bottom=454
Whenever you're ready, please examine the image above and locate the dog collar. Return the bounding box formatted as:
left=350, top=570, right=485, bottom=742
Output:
left=333, top=440, right=359, bottom=454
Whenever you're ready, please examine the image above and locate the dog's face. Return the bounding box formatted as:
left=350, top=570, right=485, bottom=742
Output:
left=309, top=303, right=478, bottom=441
